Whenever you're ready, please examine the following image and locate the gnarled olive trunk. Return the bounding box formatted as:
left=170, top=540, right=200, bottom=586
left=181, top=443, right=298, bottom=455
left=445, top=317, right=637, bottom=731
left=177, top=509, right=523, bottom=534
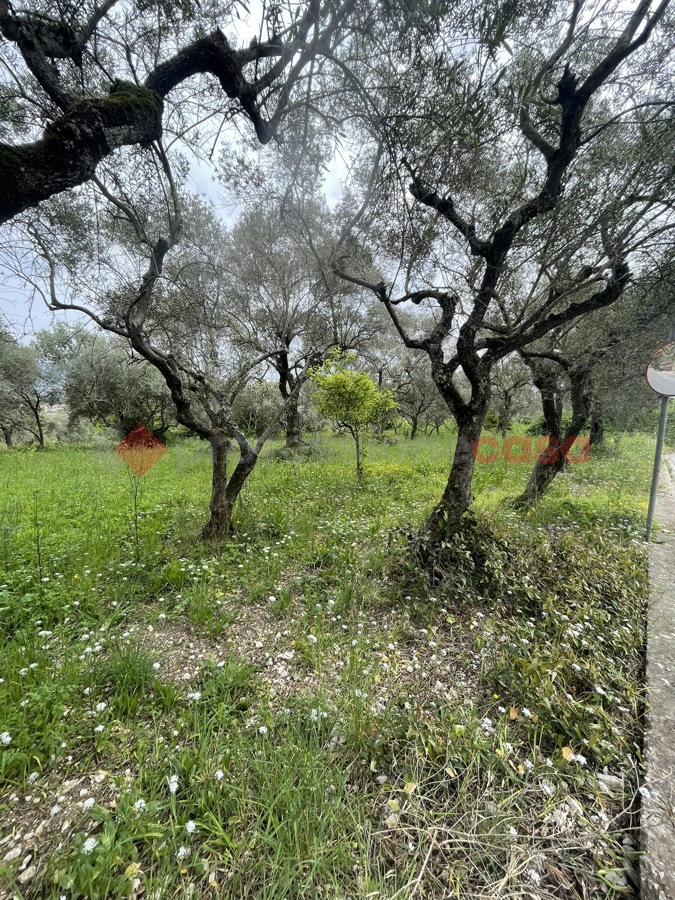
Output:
left=26, top=398, right=45, bottom=449
left=1, top=424, right=13, bottom=447
left=515, top=436, right=568, bottom=505
left=202, top=439, right=230, bottom=540
left=535, top=373, right=563, bottom=448
left=515, top=368, right=590, bottom=506
left=284, top=392, right=305, bottom=449
left=353, top=429, right=363, bottom=480
left=498, top=394, right=513, bottom=438
left=201, top=439, right=258, bottom=541
left=590, top=402, right=604, bottom=447
left=423, top=406, right=487, bottom=546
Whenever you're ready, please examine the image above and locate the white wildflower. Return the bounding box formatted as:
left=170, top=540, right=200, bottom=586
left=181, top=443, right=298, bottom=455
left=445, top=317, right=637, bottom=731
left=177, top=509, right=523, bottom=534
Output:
left=541, top=780, right=555, bottom=797
left=176, top=845, right=188, bottom=860
left=168, top=774, right=179, bottom=794
left=0, top=732, right=11, bottom=746
left=82, top=837, right=98, bottom=854
left=307, top=634, right=318, bottom=644
left=185, top=820, right=196, bottom=835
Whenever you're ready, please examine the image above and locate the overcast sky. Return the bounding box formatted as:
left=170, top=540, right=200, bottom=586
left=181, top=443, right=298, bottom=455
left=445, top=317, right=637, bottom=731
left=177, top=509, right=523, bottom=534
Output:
left=0, top=147, right=346, bottom=339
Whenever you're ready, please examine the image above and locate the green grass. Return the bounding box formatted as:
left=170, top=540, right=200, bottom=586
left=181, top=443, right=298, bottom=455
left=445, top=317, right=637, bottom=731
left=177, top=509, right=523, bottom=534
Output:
left=0, top=430, right=655, bottom=898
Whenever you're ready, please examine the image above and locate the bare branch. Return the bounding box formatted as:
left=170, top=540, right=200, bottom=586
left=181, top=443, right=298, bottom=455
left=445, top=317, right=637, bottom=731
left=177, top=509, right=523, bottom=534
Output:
left=405, top=162, right=490, bottom=258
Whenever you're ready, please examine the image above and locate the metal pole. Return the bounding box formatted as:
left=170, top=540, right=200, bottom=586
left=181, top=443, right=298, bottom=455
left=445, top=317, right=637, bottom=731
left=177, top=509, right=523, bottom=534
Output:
left=645, top=395, right=670, bottom=542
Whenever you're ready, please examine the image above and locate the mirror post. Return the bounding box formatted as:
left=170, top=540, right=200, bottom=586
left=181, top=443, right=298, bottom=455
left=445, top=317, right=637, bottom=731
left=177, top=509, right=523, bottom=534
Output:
left=645, top=395, right=670, bottom=542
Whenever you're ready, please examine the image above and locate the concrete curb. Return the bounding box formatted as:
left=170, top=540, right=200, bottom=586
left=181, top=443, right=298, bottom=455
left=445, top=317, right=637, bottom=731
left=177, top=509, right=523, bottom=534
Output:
left=641, top=455, right=675, bottom=899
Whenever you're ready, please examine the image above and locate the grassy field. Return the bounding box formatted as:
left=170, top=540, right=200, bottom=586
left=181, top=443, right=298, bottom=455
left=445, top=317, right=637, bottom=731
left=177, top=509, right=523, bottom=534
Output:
left=0, top=430, right=655, bottom=898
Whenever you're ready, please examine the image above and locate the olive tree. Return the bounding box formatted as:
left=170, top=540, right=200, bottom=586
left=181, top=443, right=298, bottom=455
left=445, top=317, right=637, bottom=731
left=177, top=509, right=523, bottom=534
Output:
left=64, top=333, right=176, bottom=437
left=14, top=176, right=312, bottom=539
left=516, top=268, right=675, bottom=504
left=0, top=0, right=398, bottom=535
left=388, top=351, right=446, bottom=440
left=221, top=198, right=375, bottom=450
left=336, top=0, right=675, bottom=545
left=490, top=357, right=534, bottom=437
left=0, top=327, right=61, bottom=447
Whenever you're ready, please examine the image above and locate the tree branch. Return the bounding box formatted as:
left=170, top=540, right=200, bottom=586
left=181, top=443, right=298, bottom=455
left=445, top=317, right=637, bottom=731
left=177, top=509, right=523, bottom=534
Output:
left=0, top=2, right=358, bottom=223
left=0, top=81, right=164, bottom=223
left=405, top=163, right=490, bottom=258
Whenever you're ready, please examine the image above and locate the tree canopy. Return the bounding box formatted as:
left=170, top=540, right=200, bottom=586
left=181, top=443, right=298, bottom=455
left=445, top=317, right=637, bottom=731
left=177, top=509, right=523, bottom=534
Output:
left=0, top=0, right=366, bottom=222
left=2, top=0, right=675, bottom=546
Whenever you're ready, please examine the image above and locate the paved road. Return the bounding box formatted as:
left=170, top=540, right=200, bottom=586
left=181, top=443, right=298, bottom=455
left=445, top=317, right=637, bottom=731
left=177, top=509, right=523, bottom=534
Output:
left=641, top=453, right=675, bottom=899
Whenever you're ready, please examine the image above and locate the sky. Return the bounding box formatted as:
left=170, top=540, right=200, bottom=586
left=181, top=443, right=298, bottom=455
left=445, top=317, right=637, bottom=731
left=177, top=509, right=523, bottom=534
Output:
left=0, top=150, right=347, bottom=339
left=0, top=280, right=51, bottom=337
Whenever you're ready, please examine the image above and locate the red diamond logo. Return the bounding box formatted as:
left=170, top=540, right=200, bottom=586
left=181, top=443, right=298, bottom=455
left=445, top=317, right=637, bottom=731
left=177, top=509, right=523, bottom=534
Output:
left=114, top=424, right=167, bottom=476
